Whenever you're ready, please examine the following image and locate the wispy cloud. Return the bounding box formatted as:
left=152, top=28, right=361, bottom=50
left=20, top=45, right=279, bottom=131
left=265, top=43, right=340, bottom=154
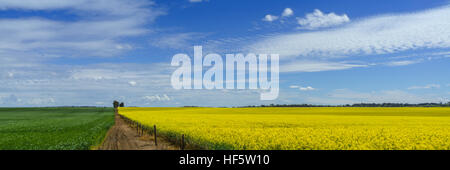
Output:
left=188, top=0, right=206, bottom=3
left=289, top=85, right=316, bottom=91
left=0, top=0, right=165, bottom=58
left=150, top=32, right=208, bottom=49
left=0, top=60, right=276, bottom=107
left=0, top=62, right=174, bottom=107
left=299, top=86, right=316, bottom=91
left=306, top=89, right=446, bottom=104
left=280, top=61, right=367, bottom=72
left=386, top=60, right=421, bottom=66
left=408, top=84, right=441, bottom=90
left=142, top=94, right=171, bottom=103
left=248, top=5, right=450, bottom=59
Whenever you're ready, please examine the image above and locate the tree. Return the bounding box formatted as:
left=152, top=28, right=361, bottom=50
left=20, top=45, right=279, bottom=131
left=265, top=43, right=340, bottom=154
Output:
left=113, top=100, right=119, bottom=108
left=119, top=102, right=125, bottom=107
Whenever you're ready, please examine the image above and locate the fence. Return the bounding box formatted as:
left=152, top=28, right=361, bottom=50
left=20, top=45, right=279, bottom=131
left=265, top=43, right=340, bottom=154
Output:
left=118, top=114, right=186, bottom=150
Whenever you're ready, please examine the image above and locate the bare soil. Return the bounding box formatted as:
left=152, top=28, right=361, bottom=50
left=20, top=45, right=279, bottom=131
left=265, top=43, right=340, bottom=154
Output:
left=98, top=113, right=178, bottom=150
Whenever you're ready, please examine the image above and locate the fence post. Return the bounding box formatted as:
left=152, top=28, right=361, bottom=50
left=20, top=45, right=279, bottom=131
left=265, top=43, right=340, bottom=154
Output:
left=181, top=134, right=185, bottom=150
left=154, top=125, right=157, bottom=146
left=137, top=123, right=139, bottom=136
left=139, top=124, right=142, bottom=136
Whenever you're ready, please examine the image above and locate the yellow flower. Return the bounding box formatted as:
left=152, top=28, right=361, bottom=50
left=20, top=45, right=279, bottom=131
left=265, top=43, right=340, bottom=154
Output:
left=119, top=107, right=450, bottom=150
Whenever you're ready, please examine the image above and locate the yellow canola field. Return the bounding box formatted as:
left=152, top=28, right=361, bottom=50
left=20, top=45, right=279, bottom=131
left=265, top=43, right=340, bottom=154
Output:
left=119, top=107, right=450, bottom=150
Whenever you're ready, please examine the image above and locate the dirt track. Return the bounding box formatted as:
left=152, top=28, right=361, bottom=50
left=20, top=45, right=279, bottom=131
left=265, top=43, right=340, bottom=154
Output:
left=98, top=113, right=178, bottom=150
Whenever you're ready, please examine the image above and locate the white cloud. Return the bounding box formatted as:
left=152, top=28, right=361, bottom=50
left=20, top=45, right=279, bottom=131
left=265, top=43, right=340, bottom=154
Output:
left=0, top=95, right=21, bottom=105
left=289, top=85, right=316, bottom=91
left=282, top=8, right=294, bottom=17
left=307, top=89, right=445, bottom=104
left=128, top=81, right=137, bottom=86
left=386, top=60, right=421, bottom=66
left=304, top=97, right=356, bottom=105
left=408, top=84, right=441, bottom=90
left=261, top=8, right=292, bottom=23
left=297, top=9, right=350, bottom=30
left=143, top=94, right=171, bottom=102
left=299, top=86, right=315, bottom=91
left=280, top=61, right=367, bottom=72
left=0, top=62, right=175, bottom=107
left=71, top=69, right=118, bottom=80
left=95, top=102, right=105, bottom=105
left=150, top=32, right=207, bottom=49
left=0, top=0, right=159, bottom=17
left=69, top=64, right=171, bottom=81
left=28, top=97, right=56, bottom=105
left=7, top=72, right=14, bottom=78
left=289, top=85, right=300, bottom=89
left=0, top=60, right=282, bottom=107
left=0, top=94, right=57, bottom=106
left=70, top=69, right=146, bottom=80
left=189, top=0, right=204, bottom=3
left=262, top=14, right=279, bottom=22
left=248, top=5, right=450, bottom=59
left=328, top=89, right=373, bottom=99
left=0, top=0, right=165, bottom=58
left=0, top=0, right=83, bottom=10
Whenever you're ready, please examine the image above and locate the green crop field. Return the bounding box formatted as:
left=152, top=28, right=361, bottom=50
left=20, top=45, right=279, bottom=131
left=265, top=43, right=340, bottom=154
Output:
left=0, top=107, right=114, bottom=150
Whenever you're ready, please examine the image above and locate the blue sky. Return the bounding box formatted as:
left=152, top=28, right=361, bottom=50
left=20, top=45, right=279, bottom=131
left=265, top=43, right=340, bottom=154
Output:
left=0, top=0, right=449, bottom=107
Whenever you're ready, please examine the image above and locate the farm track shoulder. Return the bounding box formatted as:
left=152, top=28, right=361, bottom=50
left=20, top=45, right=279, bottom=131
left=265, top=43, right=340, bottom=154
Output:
left=98, top=113, right=178, bottom=150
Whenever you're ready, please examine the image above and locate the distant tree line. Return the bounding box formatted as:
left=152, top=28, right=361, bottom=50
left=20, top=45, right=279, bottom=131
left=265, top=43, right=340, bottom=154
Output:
left=244, top=102, right=450, bottom=108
